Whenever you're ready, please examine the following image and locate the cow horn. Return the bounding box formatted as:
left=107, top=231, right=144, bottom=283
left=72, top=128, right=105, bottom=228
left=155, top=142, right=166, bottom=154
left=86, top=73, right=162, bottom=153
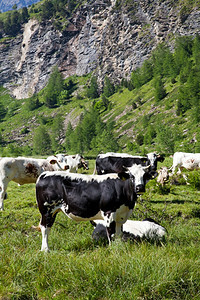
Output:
left=143, top=165, right=151, bottom=170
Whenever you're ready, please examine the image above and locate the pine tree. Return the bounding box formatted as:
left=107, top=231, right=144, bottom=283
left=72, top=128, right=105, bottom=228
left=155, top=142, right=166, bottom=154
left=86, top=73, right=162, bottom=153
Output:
left=33, top=126, right=52, bottom=155
left=51, top=115, right=64, bottom=152
left=103, top=76, right=115, bottom=97
left=44, top=66, right=64, bottom=108
left=154, top=76, right=167, bottom=102
left=87, top=76, right=99, bottom=99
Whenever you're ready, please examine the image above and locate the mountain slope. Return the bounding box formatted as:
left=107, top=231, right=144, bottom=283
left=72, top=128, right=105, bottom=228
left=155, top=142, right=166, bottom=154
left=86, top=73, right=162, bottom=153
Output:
left=1, top=0, right=200, bottom=98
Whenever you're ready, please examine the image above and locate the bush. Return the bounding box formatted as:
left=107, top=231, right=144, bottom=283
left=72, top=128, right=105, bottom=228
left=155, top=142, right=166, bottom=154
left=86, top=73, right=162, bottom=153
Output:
left=187, top=171, right=200, bottom=190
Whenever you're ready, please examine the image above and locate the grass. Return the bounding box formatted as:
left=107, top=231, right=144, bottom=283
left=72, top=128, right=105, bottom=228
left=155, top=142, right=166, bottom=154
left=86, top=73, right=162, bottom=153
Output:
left=0, top=158, right=200, bottom=299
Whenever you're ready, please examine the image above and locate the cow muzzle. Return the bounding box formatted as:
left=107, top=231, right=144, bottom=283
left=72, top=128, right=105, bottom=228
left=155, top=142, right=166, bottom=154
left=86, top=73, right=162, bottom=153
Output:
left=136, top=184, right=145, bottom=194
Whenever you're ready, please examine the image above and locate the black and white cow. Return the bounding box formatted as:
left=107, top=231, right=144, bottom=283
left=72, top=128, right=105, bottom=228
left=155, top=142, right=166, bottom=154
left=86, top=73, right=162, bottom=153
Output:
left=91, top=218, right=167, bottom=243
left=93, top=152, right=159, bottom=193
left=94, top=152, right=164, bottom=175
left=36, top=171, right=138, bottom=251
left=146, top=152, right=165, bottom=171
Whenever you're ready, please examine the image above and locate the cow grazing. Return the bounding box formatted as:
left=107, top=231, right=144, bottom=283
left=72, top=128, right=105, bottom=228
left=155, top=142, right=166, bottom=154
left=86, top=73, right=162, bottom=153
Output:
left=157, top=167, right=169, bottom=186
left=171, top=152, right=200, bottom=174
left=36, top=171, right=138, bottom=252
left=0, top=155, right=69, bottom=211
left=91, top=218, right=167, bottom=243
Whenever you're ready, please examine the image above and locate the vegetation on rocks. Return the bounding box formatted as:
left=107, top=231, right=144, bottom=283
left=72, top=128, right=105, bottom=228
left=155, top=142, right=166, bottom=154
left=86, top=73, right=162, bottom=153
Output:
left=0, top=34, right=200, bottom=157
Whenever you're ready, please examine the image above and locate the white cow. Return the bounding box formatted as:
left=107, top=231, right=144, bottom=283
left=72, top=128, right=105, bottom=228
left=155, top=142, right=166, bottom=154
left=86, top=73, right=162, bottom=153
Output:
left=171, top=152, right=200, bottom=174
left=0, top=155, right=69, bottom=211
left=64, top=154, right=89, bottom=172
left=91, top=218, right=167, bottom=243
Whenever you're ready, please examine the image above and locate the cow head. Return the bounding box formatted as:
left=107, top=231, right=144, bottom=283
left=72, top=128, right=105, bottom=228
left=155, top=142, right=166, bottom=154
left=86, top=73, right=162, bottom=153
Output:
left=78, top=155, right=89, bottom=170
left=147, top=153, right=165, bottom=171
left=125, top=164, right=157, bottom=194
left=47, top=154, right=69, bottom=170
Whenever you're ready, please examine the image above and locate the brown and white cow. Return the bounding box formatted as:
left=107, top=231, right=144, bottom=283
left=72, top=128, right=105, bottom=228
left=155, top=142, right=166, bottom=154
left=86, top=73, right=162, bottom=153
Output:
left=0, top=155, right=69, bottom=211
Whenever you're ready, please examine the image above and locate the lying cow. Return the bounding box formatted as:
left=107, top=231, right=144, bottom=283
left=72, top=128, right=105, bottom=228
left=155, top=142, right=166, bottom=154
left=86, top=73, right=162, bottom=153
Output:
left=157, top=167, right=169, bottom=186
left=171, top=152, right=200, bottom=174
left=94, top=152, right=164, bottom=175
left=91, top=218, right=167, bottom=243
left=36, top=171, right=138, bottom=252
left=0, top=155, right=69, bottom=211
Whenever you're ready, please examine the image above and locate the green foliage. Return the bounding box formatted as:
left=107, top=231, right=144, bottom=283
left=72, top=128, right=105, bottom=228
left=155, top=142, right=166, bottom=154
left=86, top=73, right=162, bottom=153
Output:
left=87, top=76, right=99, bottom=99
left=24, top=96, right=40, bottom=111
left=65, top=107, right=119, bottom=154
left=33, top=125, right=52, bottom=155
left=187, top=170, right=200, bottom=190
left=50, top=114, right=64, bottom=152
left=155, top=122, right=181, bottom=154
left=43, top=66, right=64, bottom=108
left=154, top=76, right=167, bottom=102
left=136, top=132, right=144, bottom=146
left=103, top=76, right=115, bottom=97
left=0, top=101, right=7, bottom=121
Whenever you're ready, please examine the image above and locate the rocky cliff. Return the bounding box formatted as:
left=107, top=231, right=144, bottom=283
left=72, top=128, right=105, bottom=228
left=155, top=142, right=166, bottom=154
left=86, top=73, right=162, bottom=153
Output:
left=1, top=0, right=200, bottom=99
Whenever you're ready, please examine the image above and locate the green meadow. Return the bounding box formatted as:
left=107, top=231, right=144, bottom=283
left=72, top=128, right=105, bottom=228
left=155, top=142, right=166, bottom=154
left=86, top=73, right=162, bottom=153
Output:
left=0, top=158, right=200, bottom=299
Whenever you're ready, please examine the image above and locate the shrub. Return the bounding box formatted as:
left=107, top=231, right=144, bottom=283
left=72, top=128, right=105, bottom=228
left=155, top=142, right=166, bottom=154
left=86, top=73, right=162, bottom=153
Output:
left=187, top=171, right=200, bottom=190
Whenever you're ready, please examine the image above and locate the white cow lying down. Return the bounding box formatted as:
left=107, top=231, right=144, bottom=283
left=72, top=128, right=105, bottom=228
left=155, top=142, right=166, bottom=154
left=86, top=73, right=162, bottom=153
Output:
left=91, top=218, right=167, bottom=243
left=0, top=154, right=69, bottom=211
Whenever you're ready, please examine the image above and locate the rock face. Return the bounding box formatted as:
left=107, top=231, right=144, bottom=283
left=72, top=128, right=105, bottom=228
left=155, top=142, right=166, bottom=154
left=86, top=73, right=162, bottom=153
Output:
left=1, top=0, right=200, bottom=99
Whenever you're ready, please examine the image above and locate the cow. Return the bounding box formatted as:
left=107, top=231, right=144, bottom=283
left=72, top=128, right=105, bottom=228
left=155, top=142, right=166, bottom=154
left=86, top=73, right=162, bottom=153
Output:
left=157, top=167, right=169, bottom=186
left=64, top=154, right=89, bottom=172
left=170, top=152, right=200, bottom=174
left=0, top=155, right=70, bottom=211
left=93, top=152, right=164, bottom=175
left=93, top=152, right=158, bottom=193
left=36, top=171, right=138, bottom=252
left=146, top=152, right=165, bottom=171
left=91, top=218, right=167, bottom=244
left=47, top=154, right=88, bottom=173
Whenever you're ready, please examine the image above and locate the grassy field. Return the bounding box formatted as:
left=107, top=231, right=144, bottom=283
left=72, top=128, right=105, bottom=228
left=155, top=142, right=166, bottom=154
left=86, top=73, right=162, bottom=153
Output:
left=0, top=158, right=200, bottom=299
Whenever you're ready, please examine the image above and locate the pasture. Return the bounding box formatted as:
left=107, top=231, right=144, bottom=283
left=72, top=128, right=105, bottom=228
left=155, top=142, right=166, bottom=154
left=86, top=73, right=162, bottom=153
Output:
left=0, top=158, right=200, bottom=299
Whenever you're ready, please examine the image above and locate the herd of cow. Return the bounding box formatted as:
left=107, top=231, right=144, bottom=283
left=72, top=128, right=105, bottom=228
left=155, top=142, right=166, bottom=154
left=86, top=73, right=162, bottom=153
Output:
left=0, top=151, right=199, bottom=251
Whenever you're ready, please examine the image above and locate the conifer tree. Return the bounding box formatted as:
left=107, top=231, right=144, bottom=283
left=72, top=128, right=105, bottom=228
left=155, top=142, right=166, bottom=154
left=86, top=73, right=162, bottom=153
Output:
left=33, top=125, right=52, bottom=155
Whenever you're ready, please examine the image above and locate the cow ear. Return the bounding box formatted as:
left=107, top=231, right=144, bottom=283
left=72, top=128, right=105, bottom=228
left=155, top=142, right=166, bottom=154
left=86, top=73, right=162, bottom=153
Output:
left=49, top=159, right=57, bottom=165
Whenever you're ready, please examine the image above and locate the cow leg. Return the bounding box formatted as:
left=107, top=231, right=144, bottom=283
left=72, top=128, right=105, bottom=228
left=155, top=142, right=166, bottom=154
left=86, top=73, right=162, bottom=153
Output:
left=115, top=223, right=123, bottom=236
left=40, top=225, right=51, bottom=252
left=39, top=212, right=58, bottom=252
left=0, top=180, right=8, bottom=211
left=105, top=227, right=111, bottom=245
